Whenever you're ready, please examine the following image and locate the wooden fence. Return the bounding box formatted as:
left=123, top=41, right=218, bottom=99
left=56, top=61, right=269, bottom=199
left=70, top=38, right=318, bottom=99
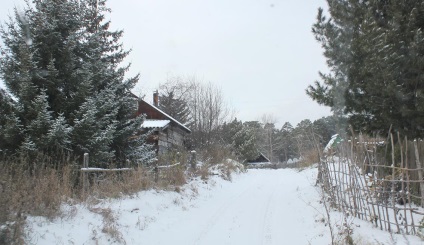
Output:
left=80, top=152, right=197, bottom=193
left=318, top=133, right=424, bottom=236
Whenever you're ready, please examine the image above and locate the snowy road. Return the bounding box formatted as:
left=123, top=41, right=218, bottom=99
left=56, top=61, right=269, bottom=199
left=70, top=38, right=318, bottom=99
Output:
left=136, top=169, right=329, bottom=245
left=29, top=168, right=418, bottom=244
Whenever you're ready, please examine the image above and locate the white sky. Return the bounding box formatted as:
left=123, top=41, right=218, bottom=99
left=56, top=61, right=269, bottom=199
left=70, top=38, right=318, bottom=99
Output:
left=1, top=0, right=331, bottom=128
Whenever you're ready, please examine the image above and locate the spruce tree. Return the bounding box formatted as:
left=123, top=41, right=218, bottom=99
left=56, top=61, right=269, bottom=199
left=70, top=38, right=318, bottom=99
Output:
left=0, top=0, right=154, bottom=164
left=0, top=89, right=23, bottom=154
left=307, top=1, right=424, bottom=138
left=158, top=90, right=191, bottom=126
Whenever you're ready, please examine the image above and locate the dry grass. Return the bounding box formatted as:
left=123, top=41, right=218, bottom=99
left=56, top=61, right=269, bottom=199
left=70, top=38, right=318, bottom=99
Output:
left=0, top=147, right=243, bottom=243
left=155, top=165, right=187, bottom=190
left=196, top=163, right=210, bottom=181
left=0, top=155, right=77, bottom=244
left=87, top=168, right=155, bottom=199
left=299, top=148, right=320, bottom=169
left=0, top=153, right=156, bottom=243
left=199, top=144, right=234, bottom=165
left=89, top=207, right=124, bottom=243
left=209, top=160, right=245, bottom=181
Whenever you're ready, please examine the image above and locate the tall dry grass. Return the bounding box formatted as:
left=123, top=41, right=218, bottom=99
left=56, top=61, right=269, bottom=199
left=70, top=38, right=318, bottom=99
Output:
left=198, top=144, right=234, bottom=165
left=0, top=153, right=156, bottom=244
left=86, top=168, right=156, bottom=200
left=0, top=154, right=77, bottom=244
left=0, top=146, right=243, bottom=244
left=298, top=148, right=321, bottom=169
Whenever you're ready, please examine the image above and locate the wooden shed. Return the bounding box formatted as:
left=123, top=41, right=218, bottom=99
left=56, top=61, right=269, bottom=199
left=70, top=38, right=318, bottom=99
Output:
left=246, top=152, right=271, bottom=164
left=136, top=93, right=191, bottom=154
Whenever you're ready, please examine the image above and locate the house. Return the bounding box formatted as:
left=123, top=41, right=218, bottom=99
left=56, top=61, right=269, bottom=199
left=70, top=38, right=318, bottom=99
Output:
left=246, top=152, right=273, bottom=168
left=246, top=152, right=271, bottom=164
left=135, top=91, right=191, bottom=154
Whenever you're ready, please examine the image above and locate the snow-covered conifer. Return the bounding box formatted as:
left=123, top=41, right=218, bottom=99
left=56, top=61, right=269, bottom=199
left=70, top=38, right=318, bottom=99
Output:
left=307, top=1, right=424, bottom=138
left=0, top=0, right=154, bottom=164
left=26, top=91, right=53, bottom=151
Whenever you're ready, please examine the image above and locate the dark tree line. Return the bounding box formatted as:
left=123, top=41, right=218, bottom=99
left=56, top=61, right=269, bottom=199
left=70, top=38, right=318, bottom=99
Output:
left=242, top=116, right=338, bottom=163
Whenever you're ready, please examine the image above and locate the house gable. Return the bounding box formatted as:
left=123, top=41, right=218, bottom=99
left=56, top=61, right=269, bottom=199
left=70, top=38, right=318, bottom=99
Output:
left=247, top=152, right=270, bottom=163
left=137, top=100, right=191, bottom=133
left=136, top=97, right=191, bottom=154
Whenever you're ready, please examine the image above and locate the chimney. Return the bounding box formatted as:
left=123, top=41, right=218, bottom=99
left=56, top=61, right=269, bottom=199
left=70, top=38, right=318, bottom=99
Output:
left=153, top=90, right=159, bottom=107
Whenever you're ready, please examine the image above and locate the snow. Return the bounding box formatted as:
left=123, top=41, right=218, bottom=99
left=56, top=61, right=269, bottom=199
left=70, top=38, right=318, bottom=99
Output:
left=287, top=158, right=301, bottom=165
left=80, top=168, right=133, bottom=172
left=145, top=101, right=191, bottom=132
left=324, top=134, right=342, bottom=154
left=140, top=119, right=170, bottom=129
left=25, top=167, right=423, bottom=244
left=246, top=161, right=272, bottom=169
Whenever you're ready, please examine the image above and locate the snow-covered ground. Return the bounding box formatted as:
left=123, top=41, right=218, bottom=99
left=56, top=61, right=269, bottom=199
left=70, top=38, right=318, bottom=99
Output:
left=25, top=167, right=423, bottom=244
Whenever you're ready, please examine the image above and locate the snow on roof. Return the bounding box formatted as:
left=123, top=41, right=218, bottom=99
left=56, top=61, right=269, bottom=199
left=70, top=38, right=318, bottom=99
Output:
left=141, top=120, right=170, bottom=129
left=145, top=102, right=191, bottom=132
left=324, top=134, right=342, bottom=153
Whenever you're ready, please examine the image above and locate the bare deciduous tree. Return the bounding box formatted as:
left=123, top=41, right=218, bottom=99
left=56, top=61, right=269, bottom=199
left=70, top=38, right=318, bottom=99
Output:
left=259, top=114, right=280, bottom=163
left=158, top=75, right=232, bottom=149
left=187, top=78, right=232, bottom=148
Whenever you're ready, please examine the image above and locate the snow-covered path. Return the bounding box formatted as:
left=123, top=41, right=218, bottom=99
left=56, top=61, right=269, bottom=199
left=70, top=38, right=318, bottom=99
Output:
left=135, top=169, right=329, bottom=245
left=28, top=168, right=421, bottom=244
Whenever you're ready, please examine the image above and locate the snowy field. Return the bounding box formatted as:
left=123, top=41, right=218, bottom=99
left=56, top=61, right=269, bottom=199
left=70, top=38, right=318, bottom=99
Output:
left=25, top=167, right=423, bottom=244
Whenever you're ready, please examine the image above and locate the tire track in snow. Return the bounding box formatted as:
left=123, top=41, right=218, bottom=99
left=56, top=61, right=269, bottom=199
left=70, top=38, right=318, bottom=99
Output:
left=192, top=172, right=264, bottom=245
left=261, top=176, right=281, bottom=245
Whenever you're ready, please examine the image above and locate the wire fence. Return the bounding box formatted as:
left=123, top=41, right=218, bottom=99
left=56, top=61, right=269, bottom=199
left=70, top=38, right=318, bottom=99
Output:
left=318, top=132, right=424, bottom=236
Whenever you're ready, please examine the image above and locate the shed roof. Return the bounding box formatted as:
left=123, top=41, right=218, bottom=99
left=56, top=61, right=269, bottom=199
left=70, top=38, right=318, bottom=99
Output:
left=138, top=100, right=191, bottom=133
left=141, top=119, right=170, bottom=129
left=247, top=152, right=270, bottom=163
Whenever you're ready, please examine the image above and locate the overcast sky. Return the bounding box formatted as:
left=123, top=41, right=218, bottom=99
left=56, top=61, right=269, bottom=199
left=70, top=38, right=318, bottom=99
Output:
left=1, top=0, right=331, bottom=128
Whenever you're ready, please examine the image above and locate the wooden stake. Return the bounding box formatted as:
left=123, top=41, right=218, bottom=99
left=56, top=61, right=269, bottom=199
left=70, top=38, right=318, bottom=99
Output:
left=83, top=153, right=89, bottom=197
left=413, top=140, right=424, bottom=208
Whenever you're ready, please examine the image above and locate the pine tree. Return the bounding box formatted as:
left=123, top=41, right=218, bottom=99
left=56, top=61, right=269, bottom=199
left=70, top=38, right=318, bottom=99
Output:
left=221, top=118, right=258, bottom=162
left=292, top=119, right=315, bottom=158
left=233, top=126, right=258, bottom=163
left=278, top=122, right=295, bottom=162
left=158, top=90, right=191, bottom=126
left=0, top=0, right=154, bottom=164
left=307, top=1, right=424, bottom=138
left=312, top=116, right=337, bottom=147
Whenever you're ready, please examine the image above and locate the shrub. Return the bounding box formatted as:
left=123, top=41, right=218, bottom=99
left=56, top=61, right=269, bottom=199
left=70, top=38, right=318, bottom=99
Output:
left=298, top=148, right=320, bottom=168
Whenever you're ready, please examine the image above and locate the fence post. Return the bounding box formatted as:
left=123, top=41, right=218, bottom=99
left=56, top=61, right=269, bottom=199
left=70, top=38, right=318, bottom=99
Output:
left=83, top=153, right=89, bottom=196
left=190, top=150, right=197, bottom=171
left=154, top=162, right=159, bottom=183
left=413, top=140, right=424, bottom=207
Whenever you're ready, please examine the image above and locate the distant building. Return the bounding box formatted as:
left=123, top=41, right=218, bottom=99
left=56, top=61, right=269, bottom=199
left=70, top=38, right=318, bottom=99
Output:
left=135, top=91, right=191, bottom=154
left=246, top=152, right=270, bottom=164
left=246, top=152, right=272, bottom=168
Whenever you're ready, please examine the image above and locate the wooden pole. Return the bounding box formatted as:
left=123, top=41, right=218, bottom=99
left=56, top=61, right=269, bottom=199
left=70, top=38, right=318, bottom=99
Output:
left=83, top=153, right=89, bottom=196
left=405, top=138, right=417, bottom=234
left=390, top=133, right=401, bottom=233
left=154, top=162, right=159, bottom=183
left=190, top=151, right=197, bottom=171
left=413, top=140, right=424, bottom=208
left=398, top=133, right=409, bottom=234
